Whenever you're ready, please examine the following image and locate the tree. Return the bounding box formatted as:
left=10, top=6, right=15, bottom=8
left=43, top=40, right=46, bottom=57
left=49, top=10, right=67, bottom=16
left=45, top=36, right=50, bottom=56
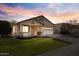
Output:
left=0, top=20, right=12, bottom=37
left=60, top=23, right=70, bottom=35
left=10, top=20, right=17, bottom=26
left=68, top=19, right=78, bottom=25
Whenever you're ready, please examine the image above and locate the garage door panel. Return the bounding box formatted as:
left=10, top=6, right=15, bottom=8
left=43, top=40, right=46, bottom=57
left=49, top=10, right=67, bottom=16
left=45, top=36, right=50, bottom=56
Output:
left=42, top=29, right=53, bottom=36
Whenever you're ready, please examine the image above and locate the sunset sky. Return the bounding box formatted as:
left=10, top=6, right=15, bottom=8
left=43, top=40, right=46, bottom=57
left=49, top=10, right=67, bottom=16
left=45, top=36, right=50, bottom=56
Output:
left=0, top=3, right=79, bottom=24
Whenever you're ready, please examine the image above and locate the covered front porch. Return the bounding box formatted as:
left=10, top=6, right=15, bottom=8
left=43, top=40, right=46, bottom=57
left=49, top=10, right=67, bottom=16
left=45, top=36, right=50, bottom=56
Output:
left=29, top=25, right=42, bottom=36
left=19, top=24, right=42, bottom=37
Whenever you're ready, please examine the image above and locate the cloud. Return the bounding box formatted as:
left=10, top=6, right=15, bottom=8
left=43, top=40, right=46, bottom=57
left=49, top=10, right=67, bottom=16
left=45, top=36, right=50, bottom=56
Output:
left=0, top=4, right=53, bottom=22
left=0, top=4, right=56, bottom=20
left=47, top=3, right=79, bottom=15
left=0, top=3, right=79, bottom=23
left=0, top=4, right=46, bottom=17
left=0, top=3, right=79, bottom=17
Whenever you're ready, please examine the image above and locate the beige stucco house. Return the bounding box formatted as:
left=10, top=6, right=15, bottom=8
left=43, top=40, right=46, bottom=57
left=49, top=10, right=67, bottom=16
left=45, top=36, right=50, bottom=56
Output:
left=12, top=15, right=54, bottom=37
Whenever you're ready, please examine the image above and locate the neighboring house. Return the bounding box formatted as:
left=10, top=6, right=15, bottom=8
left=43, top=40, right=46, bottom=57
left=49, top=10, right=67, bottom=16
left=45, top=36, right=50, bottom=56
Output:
left=12, top=15, right=54, bottom=37
left=54, top=23, right=72, bottom=34
left=54, top=23, right=79, bottom=37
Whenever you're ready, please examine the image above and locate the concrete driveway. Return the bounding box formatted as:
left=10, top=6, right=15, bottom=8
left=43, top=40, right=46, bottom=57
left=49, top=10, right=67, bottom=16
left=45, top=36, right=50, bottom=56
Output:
left=38, top=34, right=79, bottom=56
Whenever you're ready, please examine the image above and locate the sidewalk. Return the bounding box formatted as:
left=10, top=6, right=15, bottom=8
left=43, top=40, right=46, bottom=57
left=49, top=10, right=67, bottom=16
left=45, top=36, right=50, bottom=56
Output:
left=38, top=34, right=79, bottom=56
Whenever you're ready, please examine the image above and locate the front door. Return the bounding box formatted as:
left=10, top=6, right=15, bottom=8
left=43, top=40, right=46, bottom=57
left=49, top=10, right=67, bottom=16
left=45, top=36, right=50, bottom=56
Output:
left=31, top=26, right=37, bottom=36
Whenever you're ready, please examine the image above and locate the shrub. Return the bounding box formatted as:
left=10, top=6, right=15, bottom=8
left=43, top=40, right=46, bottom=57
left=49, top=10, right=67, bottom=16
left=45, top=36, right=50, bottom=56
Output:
left=37, top=31, right=41, bottom=35
left=60, top=23, right=70, bottom=35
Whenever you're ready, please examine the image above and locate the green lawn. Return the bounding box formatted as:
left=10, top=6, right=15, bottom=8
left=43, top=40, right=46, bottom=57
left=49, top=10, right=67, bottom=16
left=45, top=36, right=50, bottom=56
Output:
left=0, top=37, right=68, bottom=56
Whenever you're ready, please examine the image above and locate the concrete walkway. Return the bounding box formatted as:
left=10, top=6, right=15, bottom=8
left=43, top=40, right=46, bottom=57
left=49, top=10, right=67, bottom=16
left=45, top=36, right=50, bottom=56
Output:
left=38, top=34, right=79, bottom=56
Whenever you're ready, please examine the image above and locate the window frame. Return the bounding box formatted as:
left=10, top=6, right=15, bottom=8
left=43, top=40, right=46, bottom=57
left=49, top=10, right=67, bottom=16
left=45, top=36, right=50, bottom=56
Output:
left=22, top=25, right=29, bottom=33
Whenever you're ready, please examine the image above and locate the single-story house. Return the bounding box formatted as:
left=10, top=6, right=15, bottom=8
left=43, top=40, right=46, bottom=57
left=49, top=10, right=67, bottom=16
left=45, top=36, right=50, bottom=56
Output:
left=12, top=15, right=55, bottom=37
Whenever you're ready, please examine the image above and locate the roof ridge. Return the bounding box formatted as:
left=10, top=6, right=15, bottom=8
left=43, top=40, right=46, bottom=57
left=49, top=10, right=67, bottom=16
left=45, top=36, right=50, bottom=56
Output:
left=17, top=15, right=44, bottom=24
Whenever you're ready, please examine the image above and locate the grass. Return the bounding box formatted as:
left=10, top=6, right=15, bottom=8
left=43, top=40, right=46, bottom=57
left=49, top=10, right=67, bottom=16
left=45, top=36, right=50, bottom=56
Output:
left=0, top=37, right=68, bottom=56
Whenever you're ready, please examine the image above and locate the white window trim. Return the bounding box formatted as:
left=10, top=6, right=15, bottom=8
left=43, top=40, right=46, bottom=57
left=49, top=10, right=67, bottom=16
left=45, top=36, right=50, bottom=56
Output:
left=22, top=26, right=29, bottom=32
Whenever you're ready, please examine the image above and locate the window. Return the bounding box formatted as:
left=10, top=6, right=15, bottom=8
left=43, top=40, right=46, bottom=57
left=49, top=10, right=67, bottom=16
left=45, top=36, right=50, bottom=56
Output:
left=23, top=26, right=29, bottom=32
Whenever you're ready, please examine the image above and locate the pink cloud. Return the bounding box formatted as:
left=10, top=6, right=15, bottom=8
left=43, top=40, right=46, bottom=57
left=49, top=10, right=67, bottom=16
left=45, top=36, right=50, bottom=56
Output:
left=0, top=4, right=79, bottom=23
left=0, top=4, right=50, bottom=17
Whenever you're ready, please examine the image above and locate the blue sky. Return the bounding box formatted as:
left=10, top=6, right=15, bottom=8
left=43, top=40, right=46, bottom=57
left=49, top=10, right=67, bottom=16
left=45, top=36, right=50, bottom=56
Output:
left=2, top=3, right=79, bottom=14
left=3, top=3, right=48, bottom=9
left=0, top=3, right=79, bottom=23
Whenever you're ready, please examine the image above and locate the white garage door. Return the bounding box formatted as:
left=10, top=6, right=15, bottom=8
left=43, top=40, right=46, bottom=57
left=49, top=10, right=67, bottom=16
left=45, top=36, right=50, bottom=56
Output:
left=42, top=28, right=53, bottom=36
